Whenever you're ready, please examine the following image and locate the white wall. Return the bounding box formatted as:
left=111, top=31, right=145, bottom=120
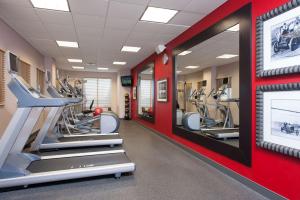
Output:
left=0, top=19, right=47, bottom=135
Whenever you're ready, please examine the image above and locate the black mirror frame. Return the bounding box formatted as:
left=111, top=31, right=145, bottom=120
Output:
left=172, top=4, right=252, bottom=166
left=137, top=61, right=156, bottom=123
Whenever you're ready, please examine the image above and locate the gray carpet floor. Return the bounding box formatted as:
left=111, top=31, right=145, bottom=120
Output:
left=0, top=120, right=267, bottom=200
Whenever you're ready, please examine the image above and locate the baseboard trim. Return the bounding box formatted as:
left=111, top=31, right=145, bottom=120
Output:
left=135, top=121, right=287, bottom=200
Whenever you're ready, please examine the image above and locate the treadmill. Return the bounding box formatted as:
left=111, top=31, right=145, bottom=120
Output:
left=27, top=79, right=123, bottom=150
left=0, top=68, right=135, bottom=188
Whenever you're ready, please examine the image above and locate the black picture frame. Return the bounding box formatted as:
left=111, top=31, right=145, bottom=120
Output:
left=172, top=4, right=252, bottom=166
left=256, top=82, right=300, bottom=158
left=256, top=0, right=300, bottom=77
left=137, top=61, right=155, bottom=123
left=157, top=78, right=168, bottom=102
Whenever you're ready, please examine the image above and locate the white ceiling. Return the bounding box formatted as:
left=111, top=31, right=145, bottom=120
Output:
left=176, top=28, right=239, bottom=75
left=0, top=0, right=227, bottom=72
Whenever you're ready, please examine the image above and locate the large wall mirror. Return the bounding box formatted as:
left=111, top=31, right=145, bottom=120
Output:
left=138, top=62, right=155, bottom=122
left=172, top=4, right=251, bottom=165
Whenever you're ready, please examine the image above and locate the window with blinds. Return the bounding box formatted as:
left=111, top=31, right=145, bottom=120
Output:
left=18, top=60, right=31, bottom=84
left=0, top=50, right=5, bottom=106
left=83, top=78, right=112, bottom=109
left=139, top=80, right=152, bottom=108
left=36, top=68, right=45, bottom=94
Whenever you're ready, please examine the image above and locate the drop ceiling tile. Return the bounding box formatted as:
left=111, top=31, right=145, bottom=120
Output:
left=105, top=18, right=137, bottom=31
left=107, top=1, right=146, bottom=20
left=133, top=21, right=166, bottom=34
left=76, top=27, right=102, bottom=39
left=0, top=3, right=39, bottom=21
left=0, top=0, right=32, bottom=7
left=162, top=24, right=188, bottom=35
left=112, top=0, right=150, bottom=5
left=103, top=28, right=130, bottom=41
left=36, top=10, right=73, bottom=25
left=183, top=0, right=226, bottom=14
left=169, top=12, right=204, bottom=26
left=60, top=48, right=82, bottom=57
left=73, top=14, right=105, bottom=29
left=149, top=0, right=192, bottom=10
left=45, top=24, right=77, bottom=41
left=68, top=0, right=108, bottom=17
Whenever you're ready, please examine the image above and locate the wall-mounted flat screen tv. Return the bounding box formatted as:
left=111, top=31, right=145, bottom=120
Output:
left=121, top=76, right=132, bottom=87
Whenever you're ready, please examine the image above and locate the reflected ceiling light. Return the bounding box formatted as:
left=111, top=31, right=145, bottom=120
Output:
left=56, top=41, right=78, bottom=48
left=185, top=66, right=200, bottom=69
left=176, top=70, right=182, bottom=73
left=227, top=24, right=239, bottom=32
left=178, top=51, right=192, bottom=56
left=72, top=66, right=84, bottom=69
left=121, top=46, right=141, bottom=52
left=141, top=7, right=178, bottom=23
left=97, top=67, right=109, bottom=70
left=113, top=61, right=126, bottom=65
left=217, top=54, right=238, bottom=59
left=31, top=0, right=70, bottom=12
left=68, top=59, right=82, bottom=63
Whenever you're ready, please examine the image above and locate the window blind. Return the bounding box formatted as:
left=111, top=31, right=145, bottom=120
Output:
left=0, top=49, right=4, bottom=106
left=98, top=78, right=112, bottom=107
left=83, top=78, right=112, bottom=109
left=140, top=80, right=152, bottom=108
left=36, top=68, right=45, bottom=94
left=18, top=60, right=31, bottom=84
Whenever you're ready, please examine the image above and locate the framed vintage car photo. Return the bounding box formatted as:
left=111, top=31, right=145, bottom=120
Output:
left=256, top=1, right=300, bottom=77
left=157, top=79, right=168, bottom=102
left=256, top=83, right=300, bottom=158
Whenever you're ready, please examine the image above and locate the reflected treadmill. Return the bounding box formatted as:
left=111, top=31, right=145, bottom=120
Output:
left=0, top=75, right=135, bottom=188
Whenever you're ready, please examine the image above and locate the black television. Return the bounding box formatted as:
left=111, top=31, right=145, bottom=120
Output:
left=9, top=52, right=18, bottom=73
left=121, top=76, right=132, bottom=87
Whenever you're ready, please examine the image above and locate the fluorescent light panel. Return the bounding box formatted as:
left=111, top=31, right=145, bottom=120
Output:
left=31, top=0, right=69, bottom=12
left=217, top=54, right=238, bottom=59
left=176, top=70, right=182, bottom=73
left=113, top=61, right=126, bottom=65
left=227, top=24, right=239, bottom=32
left=97, top=67, right=109, bottom=70
left=141, top=7, right=178, bottom=23
left=121, top=46, right=141, bottom=52
left=56, top=40, right=78, bottom=48
left=72, top=66, right=84, bottom=69
left=68, top=59, right=82, bottom=63
left=178, top=51, right=192, bottom=56
left=185, top=66, right=200, bottom=69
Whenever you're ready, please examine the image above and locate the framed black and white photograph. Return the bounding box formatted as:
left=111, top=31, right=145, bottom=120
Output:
left=157, top=79, right=168, bottom=102
left=133, top=86, right=137, bottom=100
left=256, top=1, right=300, bottom=77
left=256, top=83, right=300, bottom=158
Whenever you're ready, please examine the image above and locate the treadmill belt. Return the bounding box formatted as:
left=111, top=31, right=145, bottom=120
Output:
left=28, top=153, right=131, bottom=173
left=59, top=134, right=120, bottom=142
left=35, top=146, right=123, bottom=156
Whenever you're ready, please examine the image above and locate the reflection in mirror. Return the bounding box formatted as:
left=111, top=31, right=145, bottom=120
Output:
left=138, top=62, right=155, bottom=121
left=175, top=24, right=240, bottom=148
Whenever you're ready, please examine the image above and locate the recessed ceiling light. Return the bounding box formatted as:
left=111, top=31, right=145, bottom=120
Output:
left=56, top=40, right=78, bottom=48
left=176, top=70, right=182, bottom=73
left=113, top=61, right=126, bottom=65
left=141, top=6, right=178, bottom=23
left=185, top=66, right=200, bottom=69
left=97, top=67, right=109, bottom=70
left=68, top=59, right=82, bottom=63
left=216, top=54, right=238, bottom=59
left=178, top=51, right=192, bottom=56
left=72, top=66, right=84, bottom=69
left=121, top=46, right=141, bottom=53
left=227, top=24, right=239, bottom=32
left=30, top=0, right=69, bottom=12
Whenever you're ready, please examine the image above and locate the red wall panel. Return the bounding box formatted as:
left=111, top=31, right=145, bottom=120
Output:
left=131, top=0, right=299, bottom=199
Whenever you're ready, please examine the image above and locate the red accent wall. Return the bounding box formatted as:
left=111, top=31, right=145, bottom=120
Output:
left=131, top=0, right=299, bottom=199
